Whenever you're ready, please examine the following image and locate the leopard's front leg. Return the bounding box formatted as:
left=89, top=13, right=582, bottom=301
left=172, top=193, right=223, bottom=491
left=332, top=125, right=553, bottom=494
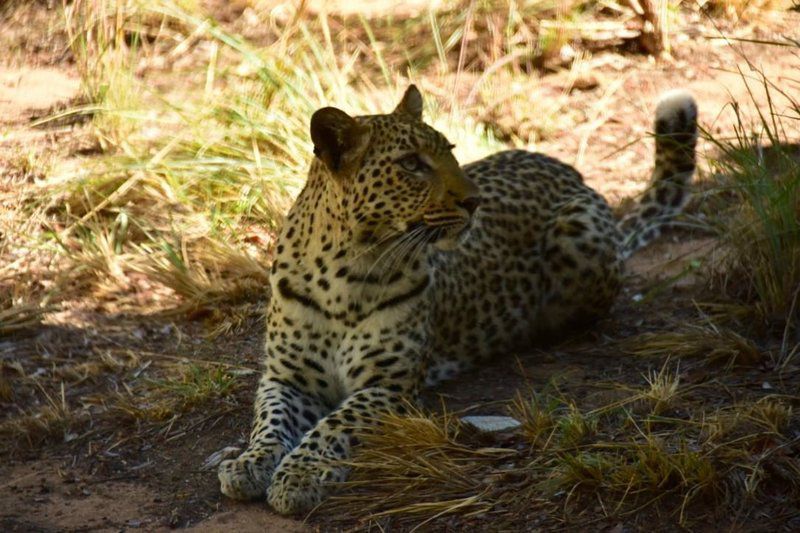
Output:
left=218, top=374, right=329, bottom=500
left=266, top=339, right=422, bottom=515
left=266, top=385, right=407, bottom=514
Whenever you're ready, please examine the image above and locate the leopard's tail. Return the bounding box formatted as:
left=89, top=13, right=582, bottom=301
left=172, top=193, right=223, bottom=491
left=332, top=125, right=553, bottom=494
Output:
left=618, top=90, right=698, bottom=259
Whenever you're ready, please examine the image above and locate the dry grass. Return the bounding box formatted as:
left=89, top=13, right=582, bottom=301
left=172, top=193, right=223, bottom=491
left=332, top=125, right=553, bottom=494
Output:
left=2, top=0, right=692, bottom=319
left=43, top=0, right=512, bottom=315
left=4, top=0, right=785, bottom=322
left=108, top=362, right=239, bottom=424
left=640, top=361, right=683, bottom=415
left=320, top=390, right=800, bottom=529
left=621, top=325, right=764, bottom=368
left=703, top=70, right=800, bottom=334
left=0, top=236, right=58, bottom=335
left=0, top=298, right=52, bottom=336
left=0, top=352, right=245, bottom=452
left=323, top=409, right=533, bottom=529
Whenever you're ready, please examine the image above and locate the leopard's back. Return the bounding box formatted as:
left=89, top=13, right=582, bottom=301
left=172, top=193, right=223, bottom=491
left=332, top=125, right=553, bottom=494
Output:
left=427, top=91, right=697, bottom=382
left=427, top=150, right=621, bottom=379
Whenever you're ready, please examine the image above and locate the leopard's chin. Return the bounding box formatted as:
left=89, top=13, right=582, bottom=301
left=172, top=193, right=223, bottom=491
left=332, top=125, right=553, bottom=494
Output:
left=432, top=238, right=459, bottom=251
left=402, top=216, right=472, bottom=252
left=431, top=223, right=472, bottom=251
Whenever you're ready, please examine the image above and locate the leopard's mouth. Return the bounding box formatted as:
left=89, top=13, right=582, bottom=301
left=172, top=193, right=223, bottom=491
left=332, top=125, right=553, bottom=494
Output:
left=406, top=217, right=472, bottom=250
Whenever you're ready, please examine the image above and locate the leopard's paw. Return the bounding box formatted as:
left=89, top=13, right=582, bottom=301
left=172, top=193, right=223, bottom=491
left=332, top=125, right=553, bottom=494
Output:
left=266, top=466, right=323, bottom=514
left=267, top=455, right=344, bottom=514
left=218, top=451, right=276, bottom=501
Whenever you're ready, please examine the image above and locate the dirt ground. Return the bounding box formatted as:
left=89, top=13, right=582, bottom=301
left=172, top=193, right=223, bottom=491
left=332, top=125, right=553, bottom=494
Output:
left=1, top=2, right=799, bottom=532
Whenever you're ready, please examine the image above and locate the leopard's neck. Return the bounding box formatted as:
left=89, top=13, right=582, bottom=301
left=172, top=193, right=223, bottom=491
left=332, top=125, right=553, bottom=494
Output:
left=269, top=161, right=431, bottom=326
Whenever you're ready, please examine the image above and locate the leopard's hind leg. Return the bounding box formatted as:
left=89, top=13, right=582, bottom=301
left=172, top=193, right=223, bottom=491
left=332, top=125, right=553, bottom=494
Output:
left=537, top=191, right=623, bottom=335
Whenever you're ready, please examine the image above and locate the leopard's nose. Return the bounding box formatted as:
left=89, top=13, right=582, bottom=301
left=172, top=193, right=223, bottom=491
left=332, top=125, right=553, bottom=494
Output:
left=457, top=196, right=481, bottom=215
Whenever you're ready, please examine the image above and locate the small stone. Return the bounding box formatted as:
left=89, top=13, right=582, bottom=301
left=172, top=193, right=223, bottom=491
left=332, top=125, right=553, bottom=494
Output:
left=461, top=415, right=521, bottom=432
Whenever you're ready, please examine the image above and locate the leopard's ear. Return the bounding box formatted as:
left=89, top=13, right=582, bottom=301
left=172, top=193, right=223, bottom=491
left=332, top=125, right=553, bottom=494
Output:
left=393, top=85, right=423, bottom=120
left=310, top=107, right=371, bottom=175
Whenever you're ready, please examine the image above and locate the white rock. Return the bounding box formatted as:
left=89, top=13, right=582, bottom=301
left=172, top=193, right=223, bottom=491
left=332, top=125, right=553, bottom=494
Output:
left=461, top=415, right=521, bottom=433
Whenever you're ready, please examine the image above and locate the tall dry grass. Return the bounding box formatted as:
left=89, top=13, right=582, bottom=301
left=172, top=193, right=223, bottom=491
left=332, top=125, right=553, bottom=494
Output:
left=43, top=0, right=510, bottom=314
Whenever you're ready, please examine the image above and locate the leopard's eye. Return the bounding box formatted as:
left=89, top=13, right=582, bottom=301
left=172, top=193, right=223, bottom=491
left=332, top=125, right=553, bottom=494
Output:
left=397, top=154, right=430, bottom=173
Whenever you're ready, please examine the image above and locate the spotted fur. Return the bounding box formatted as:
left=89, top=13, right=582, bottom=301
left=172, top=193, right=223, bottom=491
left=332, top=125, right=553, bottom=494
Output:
left=218, top=86, right=698, bottom=514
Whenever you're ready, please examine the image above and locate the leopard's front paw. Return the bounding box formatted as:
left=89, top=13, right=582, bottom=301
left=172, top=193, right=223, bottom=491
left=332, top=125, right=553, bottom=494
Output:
left=218, top=451, right=276, bottom=501
left=266, top=455, right=345, bottom=514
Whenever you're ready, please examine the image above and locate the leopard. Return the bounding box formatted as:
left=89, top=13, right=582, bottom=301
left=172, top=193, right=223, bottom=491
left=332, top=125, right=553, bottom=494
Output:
left=217, top=85, right=698, bottom=514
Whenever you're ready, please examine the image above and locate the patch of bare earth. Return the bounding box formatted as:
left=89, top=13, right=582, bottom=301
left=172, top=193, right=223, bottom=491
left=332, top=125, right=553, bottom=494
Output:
left=2, top=2, right=800, bottom=531
left=1, top=460, right=158, bottom=532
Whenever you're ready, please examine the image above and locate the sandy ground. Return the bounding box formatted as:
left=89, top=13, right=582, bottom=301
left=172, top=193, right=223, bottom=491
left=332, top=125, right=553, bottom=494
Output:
left=0, top=67, right=79, bottom=122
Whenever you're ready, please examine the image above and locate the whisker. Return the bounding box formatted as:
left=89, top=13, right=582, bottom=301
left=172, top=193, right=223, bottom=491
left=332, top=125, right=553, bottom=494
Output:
left=377, top=228, right=425, bottom=273
left=374, top=227, right=429, bottom=299
left=376, top=235, right=417, bottom=286
left=363, top=228, right=420, bottom=284
left=407, top=228, right=436, bottom=277
left=350, top=230, right=401, bottom=263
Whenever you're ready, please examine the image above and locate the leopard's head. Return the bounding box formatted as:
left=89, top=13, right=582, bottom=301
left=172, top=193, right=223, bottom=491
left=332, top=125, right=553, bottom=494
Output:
left=310, top=85, right=479, bottom=253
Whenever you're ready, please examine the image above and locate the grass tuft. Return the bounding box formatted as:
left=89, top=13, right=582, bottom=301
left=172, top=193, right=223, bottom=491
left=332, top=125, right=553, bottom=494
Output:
left=641, top=361, right=682, bottom=415
left=621, top=325, right=764, bottom=368
left=703, top=67, right=800, bottom=333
